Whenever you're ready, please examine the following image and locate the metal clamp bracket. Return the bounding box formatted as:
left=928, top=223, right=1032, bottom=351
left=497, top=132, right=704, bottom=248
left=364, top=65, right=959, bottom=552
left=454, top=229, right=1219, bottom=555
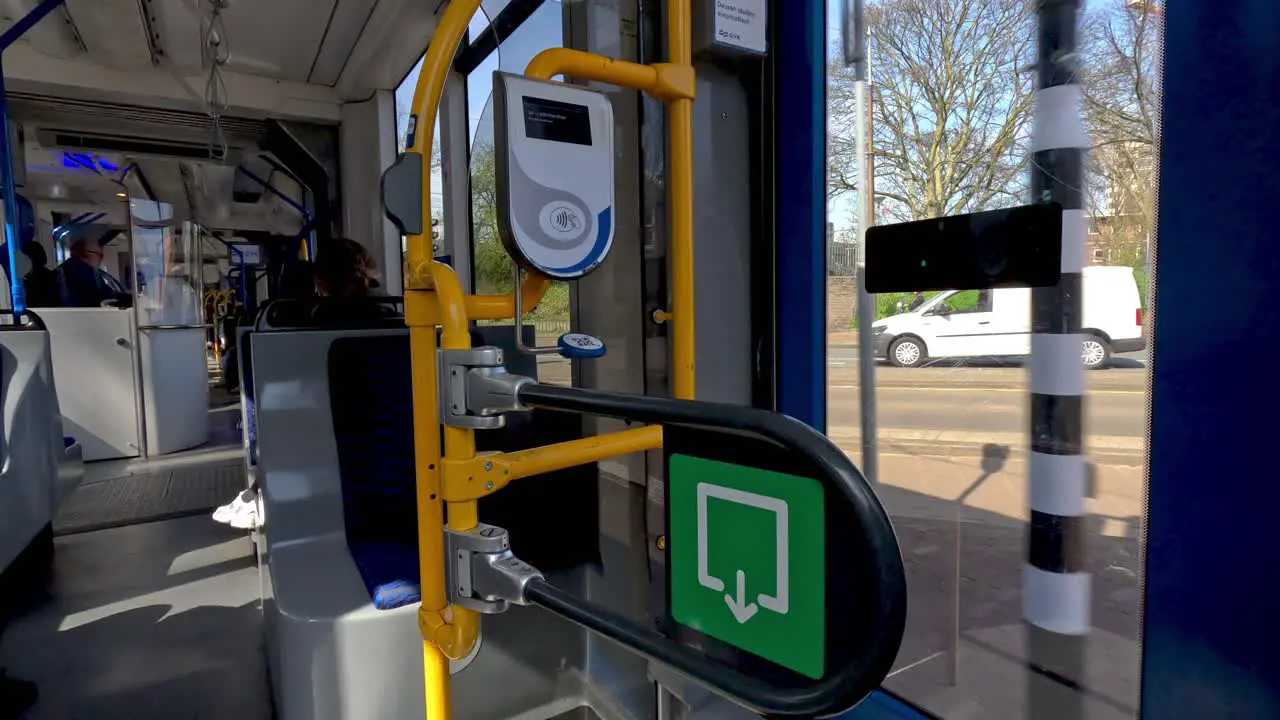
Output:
left=445, top=523, right=543, bottom=614
left=438, top=346, right=534, bottom=428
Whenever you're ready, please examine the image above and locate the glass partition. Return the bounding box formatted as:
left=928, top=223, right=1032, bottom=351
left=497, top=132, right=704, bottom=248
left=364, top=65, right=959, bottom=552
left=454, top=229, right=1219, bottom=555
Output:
left=825, top=1, right=1159, bottom=717
left=130, top=200, right=202, bottom=327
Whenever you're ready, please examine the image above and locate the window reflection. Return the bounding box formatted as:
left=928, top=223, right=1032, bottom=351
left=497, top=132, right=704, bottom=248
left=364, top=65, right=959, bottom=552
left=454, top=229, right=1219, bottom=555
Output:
left=131, top=203, right=202, bottom=327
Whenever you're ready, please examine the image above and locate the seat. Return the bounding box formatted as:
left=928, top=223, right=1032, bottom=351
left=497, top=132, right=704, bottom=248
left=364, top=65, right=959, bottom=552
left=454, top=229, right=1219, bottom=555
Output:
left=260, top=321, right=602, bottom=719
left=328, top=334, right=420, bottom=609
left=255, top=325, right=432, bottom=720
left=0, top=324, right=84, bottom=576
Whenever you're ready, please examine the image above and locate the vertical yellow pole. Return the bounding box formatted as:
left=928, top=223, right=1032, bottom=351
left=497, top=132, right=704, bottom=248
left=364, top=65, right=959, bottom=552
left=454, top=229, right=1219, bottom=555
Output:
left=667, top=0, right=696, bottom=400
left=411, top=322, right=451, bottom=719
left=426, top=260, right=483, bottom=654
left=403, top=4, right=480, bottom=718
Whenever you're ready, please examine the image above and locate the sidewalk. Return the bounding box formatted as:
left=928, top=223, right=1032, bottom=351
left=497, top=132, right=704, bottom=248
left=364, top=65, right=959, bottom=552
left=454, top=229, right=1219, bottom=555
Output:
left=830, top=426, right=1146, bottom=464
left=829, top=331, right=859, bottom=347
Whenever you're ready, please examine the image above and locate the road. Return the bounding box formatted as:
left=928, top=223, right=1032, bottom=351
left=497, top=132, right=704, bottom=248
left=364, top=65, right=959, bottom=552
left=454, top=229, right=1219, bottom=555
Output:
left=826, top=347, right=1148, bottom=443
left=540, top=346, right=1148, bottom=456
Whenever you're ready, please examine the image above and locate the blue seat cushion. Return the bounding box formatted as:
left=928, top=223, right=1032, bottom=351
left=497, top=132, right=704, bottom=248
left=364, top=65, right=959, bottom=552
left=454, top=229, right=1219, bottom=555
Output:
left=328, top=334, right=420, bottom=607
left=347, top=541, right=421, bottom=610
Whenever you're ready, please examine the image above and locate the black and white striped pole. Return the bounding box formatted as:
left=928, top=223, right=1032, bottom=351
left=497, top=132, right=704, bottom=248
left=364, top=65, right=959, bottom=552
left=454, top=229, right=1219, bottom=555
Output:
left=1027, top=0, right=1089, bottom=717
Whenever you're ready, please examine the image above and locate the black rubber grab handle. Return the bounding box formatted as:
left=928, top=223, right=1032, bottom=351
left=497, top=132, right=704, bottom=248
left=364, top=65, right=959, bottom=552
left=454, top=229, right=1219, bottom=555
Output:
left=515, top=383, right=907, bottom=717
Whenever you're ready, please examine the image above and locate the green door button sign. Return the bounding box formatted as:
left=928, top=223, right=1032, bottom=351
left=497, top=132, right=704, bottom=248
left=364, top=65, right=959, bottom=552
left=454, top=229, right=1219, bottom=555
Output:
left=668, top=454, right=826, bottom=679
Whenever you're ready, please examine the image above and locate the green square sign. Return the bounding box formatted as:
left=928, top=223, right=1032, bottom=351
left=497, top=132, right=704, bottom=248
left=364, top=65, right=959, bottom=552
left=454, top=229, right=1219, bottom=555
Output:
left=668, top=453, right=825, bottom=679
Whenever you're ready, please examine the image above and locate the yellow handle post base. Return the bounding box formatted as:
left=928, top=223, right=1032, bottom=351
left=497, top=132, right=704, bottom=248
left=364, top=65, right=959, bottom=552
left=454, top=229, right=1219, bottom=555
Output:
left=418, top=605, right=482, bottom=661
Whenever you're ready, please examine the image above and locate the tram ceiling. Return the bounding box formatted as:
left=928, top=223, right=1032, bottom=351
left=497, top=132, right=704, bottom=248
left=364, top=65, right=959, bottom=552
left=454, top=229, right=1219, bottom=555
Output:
left=0, top=0, right=438, bottom=120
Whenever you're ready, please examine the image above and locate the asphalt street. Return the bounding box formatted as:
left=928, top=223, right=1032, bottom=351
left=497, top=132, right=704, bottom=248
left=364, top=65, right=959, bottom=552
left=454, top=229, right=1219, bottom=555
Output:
left=826, top=347, right=1148, bottom=444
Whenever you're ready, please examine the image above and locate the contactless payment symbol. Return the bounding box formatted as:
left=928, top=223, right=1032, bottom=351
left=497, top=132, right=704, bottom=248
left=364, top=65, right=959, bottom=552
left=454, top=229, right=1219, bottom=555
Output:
left=539, top=201, right=588, bottom=243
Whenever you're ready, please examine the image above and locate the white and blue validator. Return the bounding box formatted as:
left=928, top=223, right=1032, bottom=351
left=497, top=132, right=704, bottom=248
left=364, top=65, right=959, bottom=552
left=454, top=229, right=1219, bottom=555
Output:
left=492, top=71, right=615, bottom=280
left=493, top=71, right=613, bottom=359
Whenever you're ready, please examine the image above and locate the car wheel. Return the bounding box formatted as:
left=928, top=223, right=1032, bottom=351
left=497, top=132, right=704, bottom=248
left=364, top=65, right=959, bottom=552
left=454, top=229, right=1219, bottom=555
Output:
left=889, top=337, right=926, bottom=368
left=1082, top=336, right=1112, bottom=369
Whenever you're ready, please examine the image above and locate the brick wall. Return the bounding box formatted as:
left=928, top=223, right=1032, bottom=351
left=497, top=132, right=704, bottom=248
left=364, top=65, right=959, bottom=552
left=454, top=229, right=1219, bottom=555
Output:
left=827, top=277, right=856, bottom=331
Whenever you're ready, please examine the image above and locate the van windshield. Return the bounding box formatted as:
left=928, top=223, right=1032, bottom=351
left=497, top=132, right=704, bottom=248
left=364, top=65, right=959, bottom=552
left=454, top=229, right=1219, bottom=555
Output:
left=916, top=291, right=954, bottom=314
left=914, top=289, right=995, bottom=315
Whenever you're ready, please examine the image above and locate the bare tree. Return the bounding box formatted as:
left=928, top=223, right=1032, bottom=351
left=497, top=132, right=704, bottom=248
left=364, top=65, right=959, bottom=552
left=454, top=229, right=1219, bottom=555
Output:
left=829, top=0, right=1035, bottom=224
left=1080, top=0, right=1161, bottom=263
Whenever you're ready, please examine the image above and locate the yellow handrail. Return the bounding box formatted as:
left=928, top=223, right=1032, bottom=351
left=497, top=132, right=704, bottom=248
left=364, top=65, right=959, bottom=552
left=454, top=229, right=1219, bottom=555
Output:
left=521, top=44, right=697, bottom=398
left=402, top=0, right=549, bottom=312
left=666, top=0, right=697, bottom=400
left=401, top=0, right=696, bottom=716
left=403, top=4, right=478, bottom=718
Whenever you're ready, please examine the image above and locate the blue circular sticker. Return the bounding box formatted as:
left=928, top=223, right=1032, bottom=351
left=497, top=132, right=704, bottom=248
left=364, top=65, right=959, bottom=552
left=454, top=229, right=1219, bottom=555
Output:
left=557, top=332, right=607, bottom=359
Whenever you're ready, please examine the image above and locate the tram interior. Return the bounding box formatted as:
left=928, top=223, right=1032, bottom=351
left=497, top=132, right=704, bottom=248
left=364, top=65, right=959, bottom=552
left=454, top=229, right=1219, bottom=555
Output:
left=0, top=1, right=692, bottom=718
left=0, top=0, right=1230, bottom=719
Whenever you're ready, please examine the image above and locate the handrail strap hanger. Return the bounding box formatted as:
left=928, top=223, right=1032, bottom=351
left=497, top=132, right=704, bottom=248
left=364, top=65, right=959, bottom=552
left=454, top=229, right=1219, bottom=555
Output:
left=437, top=346, right=534, bottom=428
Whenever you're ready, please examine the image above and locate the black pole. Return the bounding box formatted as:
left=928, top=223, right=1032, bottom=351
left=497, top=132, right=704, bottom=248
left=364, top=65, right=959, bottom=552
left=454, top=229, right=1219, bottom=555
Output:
left=1027, top=1, right=1089, bottom=718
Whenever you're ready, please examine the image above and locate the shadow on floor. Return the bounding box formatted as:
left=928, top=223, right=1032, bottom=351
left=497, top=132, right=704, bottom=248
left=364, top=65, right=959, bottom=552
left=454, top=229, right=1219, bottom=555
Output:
left=866, top=453, right=1142, bottom=719
left=0, top=517, right=271, bottom=720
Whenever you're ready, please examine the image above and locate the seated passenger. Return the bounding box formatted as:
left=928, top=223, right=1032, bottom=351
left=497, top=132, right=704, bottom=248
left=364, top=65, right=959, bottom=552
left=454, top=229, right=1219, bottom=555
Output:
left=57, top=238, right=130, bottom=308
left=21, top=242, right=61, bottom=308
left=214, top=238, right=386, bottom=530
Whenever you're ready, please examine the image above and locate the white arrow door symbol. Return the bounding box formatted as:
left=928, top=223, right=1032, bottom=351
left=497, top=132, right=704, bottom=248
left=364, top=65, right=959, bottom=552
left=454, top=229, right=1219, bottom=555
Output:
left=724, top=569, right=758, bottom=624
left=696, top=482, right=789, bottom=624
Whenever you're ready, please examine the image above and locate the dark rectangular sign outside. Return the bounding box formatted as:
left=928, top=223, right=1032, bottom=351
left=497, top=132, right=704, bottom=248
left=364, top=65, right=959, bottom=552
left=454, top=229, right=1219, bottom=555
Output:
left=864, top=203, right=1063, bottom=293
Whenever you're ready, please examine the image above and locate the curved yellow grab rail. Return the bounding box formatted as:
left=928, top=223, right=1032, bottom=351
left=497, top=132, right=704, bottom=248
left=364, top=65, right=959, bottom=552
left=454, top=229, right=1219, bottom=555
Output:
left=402, top=4, right=478, bottom=717
left=403, top=0, right=549, bottom=316
left=401, top=2, right=694, bottom=717
left=522, top=38, right=696, bottom=400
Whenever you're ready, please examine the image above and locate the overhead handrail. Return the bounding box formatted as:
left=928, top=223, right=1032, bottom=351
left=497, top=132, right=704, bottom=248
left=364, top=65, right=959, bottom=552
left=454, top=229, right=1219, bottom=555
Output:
left=237, top=165, right=314, bottom=260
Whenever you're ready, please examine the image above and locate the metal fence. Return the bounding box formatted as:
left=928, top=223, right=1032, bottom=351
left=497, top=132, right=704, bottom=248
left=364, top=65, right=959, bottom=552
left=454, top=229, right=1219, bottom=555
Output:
left=476, top=318, right=571, bottom=336
left=829, top=243, right=858, bottom=276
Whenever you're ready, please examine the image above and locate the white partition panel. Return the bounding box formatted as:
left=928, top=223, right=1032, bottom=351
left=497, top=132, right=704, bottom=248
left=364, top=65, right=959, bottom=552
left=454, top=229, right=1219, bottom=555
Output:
left=139, top=327, right=209, bottom=455
left=40, top=308, right=141, bottom=461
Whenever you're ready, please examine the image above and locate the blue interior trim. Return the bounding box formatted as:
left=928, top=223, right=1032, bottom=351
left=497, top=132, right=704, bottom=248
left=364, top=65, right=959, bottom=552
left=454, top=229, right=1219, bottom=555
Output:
left=773, top=0, right=827, bottom=431
left=840, top=691, right=933, bottom=719
left=1141, top=2, right=1280, bottom=717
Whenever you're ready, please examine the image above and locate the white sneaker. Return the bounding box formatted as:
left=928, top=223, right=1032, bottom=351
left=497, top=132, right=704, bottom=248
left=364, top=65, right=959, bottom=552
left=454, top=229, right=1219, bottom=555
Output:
left=228, top=501, right=259, bottom=530
left=213, top=491, right=255, bottom=525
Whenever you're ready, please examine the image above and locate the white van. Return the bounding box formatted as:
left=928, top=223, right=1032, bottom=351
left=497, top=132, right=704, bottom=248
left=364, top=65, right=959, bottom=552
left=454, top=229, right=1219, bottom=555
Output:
left=871, top=266, right=1145, bottom=369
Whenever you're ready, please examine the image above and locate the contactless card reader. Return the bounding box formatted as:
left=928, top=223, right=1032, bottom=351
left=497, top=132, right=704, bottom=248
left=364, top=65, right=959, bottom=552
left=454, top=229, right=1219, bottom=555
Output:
left=494, top=71, right=614, bottom=360
left=493, top=71, right=615, bottom=280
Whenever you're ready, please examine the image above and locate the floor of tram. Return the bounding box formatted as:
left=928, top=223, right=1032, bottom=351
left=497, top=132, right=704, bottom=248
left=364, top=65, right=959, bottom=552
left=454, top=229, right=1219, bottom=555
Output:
left=0, top=397, right=273, bottom=720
